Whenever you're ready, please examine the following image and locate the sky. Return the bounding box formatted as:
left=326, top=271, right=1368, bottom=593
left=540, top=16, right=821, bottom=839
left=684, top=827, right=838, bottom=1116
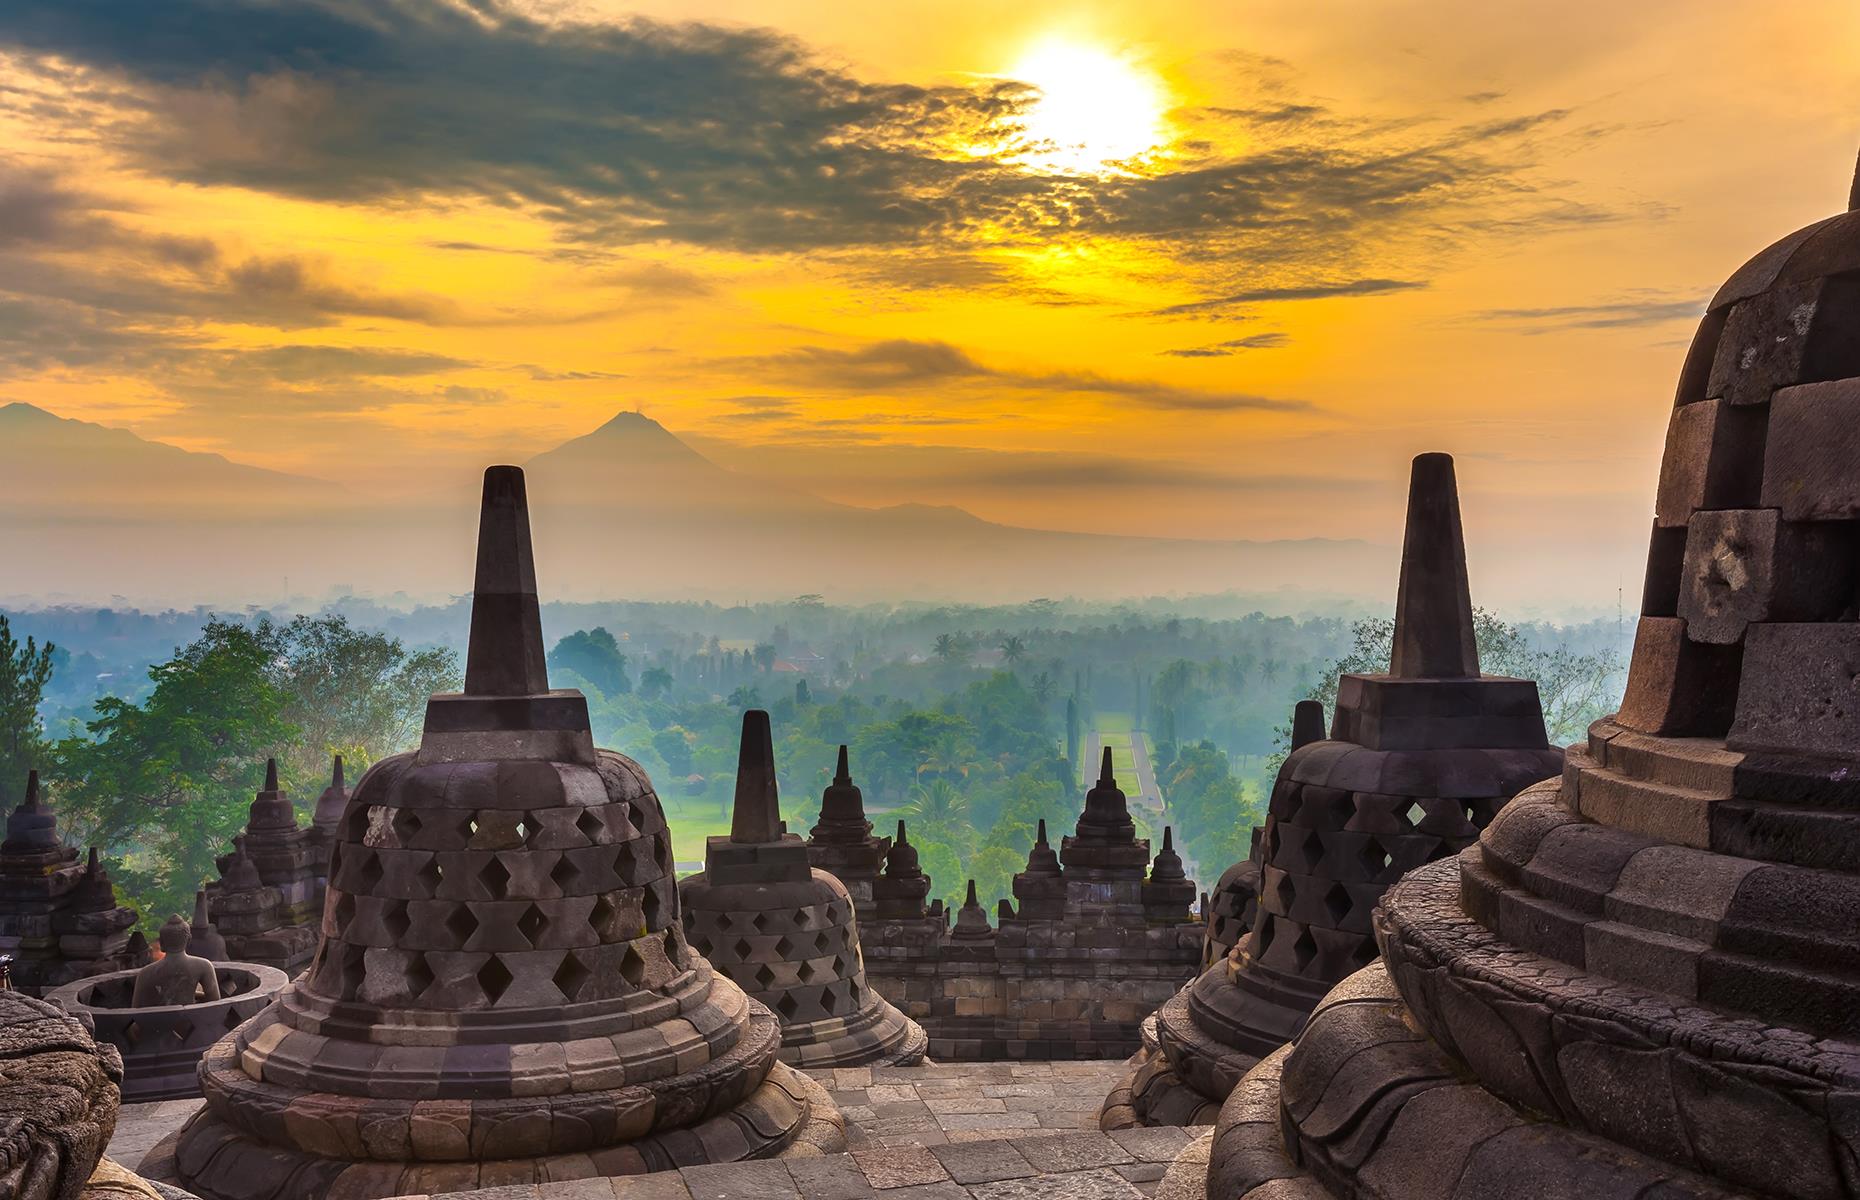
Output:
left=3, top=0, right=1859, bottom=610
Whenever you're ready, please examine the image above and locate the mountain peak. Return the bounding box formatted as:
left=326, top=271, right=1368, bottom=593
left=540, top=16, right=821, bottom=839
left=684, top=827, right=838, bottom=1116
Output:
left=592, top=409, right=674, bottom=437
left=0, top=401, right=59, bottom=425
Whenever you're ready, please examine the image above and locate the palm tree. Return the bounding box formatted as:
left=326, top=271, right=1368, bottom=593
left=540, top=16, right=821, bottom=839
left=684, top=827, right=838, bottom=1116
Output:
left=918, top=731, right=972, bottom=782
left=999, top=635, right=1027, bottom=665
left=753, top=643, right=778, bottom=674
left=1030, top=672, right=1056, bottom=705
left=932, top=633, right=960, bottom=662
left=898, top=779, right=975, bottom=855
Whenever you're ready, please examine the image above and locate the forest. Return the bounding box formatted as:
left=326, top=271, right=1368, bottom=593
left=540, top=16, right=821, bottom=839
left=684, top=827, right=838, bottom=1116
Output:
left=0, top=595, right=1627, bottom=927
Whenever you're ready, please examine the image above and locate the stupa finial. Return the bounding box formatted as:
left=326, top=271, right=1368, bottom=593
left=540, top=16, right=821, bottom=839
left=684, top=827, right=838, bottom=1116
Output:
left=263, top=757, right=279, bottom=792
left=1098, top=745, right=1115, bottom=785
left=1291, top=700, right=1326, bottom=749
left=1389, top=452, right=1479, bottom=678
left=729, top=710, right=783, bottom=844
left=463, top=465, right=549, bottom=697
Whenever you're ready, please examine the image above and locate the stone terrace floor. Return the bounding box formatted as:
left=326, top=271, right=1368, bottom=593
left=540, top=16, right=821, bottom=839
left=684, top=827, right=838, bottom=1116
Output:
left=109, top=1059, right=1212, bottom=1199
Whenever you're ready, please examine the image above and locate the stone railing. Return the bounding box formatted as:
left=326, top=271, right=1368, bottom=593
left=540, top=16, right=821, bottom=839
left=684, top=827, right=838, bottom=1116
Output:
left=48, top=962, right=288, bottom=1102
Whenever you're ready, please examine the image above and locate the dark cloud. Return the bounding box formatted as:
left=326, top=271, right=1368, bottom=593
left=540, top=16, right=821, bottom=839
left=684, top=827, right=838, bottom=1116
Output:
left=1466, top=295, right=1705, bottom=333
left=0, top=0, right=1619, bottom=266
left=232, top=344, right=471, bottom=380
left=1162, top=333, right=1291, bottom=357
left=1145, top=278, right=1427, bottom=319
left=741, top=338, right=1309, bottom=414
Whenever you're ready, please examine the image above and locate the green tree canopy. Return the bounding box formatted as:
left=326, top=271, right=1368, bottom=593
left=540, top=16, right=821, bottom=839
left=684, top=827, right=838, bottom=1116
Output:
left=548, top=628, right=630, bottom=698
left=0, top=615, right=55, bottom=808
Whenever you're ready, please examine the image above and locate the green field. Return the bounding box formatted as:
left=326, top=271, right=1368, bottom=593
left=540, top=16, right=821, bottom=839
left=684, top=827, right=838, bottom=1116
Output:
left=662, top=797, right=733, bottom=871
left=1084, top=711, right=1147, bottom=786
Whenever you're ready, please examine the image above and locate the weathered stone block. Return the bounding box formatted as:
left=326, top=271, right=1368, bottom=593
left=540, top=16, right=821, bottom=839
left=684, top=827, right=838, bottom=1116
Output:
left=1654, top=399, right=1767, bottom=526
left=1615, top=617, right=1743, bottom=737
left=1763, top=377, right=1860, bottom=520
left=1707, top=274, right=1860, bottom=405
left=1729, top=623, right=1860, bottom=756
left=1676, top=508, right=1855, bottom=643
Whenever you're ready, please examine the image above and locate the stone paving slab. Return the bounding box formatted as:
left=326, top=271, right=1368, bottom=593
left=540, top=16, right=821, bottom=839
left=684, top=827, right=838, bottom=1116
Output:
left=109, top=1060, right=1198, bottom=1199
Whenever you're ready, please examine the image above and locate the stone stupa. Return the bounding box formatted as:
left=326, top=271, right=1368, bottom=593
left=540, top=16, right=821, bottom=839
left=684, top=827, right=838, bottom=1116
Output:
left=205, top=759, right=321, bottom=974
left=157, top=466, right=838, bottom=1200
left=804, top=746, right=890, bottom=921
left=1203, top=151, right=1860, bottom=1200
left=1104, top=453, right=1563, bottom=1130
left=680, top=712, right=925, bottom=1068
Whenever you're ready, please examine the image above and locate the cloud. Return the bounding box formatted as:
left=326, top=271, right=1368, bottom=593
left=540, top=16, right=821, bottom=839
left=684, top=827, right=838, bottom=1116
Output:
left=1145, top=278, right=1427, bottom=319
left=230, top=344, right=471, bottom=380
left=1162, top=333, right=1291, bottom=357
left=0, top=0, right=1623, bottom=267
left=741, top=338, right=1310, bottom=414
left=1464, top=294, right=1705, bottom=333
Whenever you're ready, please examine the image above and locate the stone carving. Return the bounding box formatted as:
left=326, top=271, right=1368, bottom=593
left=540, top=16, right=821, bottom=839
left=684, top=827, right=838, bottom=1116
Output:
left=1103, top=454, right=1562, bottom=1131
left=156, top=466, right=839, bottom=1200
left=0, top=988, right=126, bottom=1200
left=1201, top=151, right=1860, bottom=1200
left=679, top=711, right=925, bottom=1068
left=0, top=772, right=147, bottom=996
left=130, top=917, right=220, bottom=1007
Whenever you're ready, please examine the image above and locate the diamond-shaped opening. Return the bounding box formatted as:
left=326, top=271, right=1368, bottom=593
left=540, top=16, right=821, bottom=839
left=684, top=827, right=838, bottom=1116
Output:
left=774, top=935, right=794, bottom=957
left=480, top=857, right=511, bottom=900
left=751, top=912, right=768, bottom=932
left=338, top=943, right=368, bottom=1000
left=518, top=903, right=549, bottom=947
left=662, top=927, right=682, bottom=968
left=850, top=979, right=863, bottom=1002
left=353, top=850, right=383, bottom=893
left=1256, top=915, right=1277, bottom=957
left=1324, top=883, right=1352, bottom=925
left=223, top=1006, right=245, bottom=1030
left=1351, top=937, right=1379, bottom=967
left=1264, top=825, right=1281, bottom=862
left=620, top=942, right=645, bottom=987
left=1272, top=873, right=1295, bottom=913
left=642, top=883, right=664, bottom=930
left=467, top=816, right=480, bottom=839
left=1361, top=840, right=1390, bottom=878
left=1399, top=800, right=1424, bottom=830
left=577, top=808, right=603, bottom=844
left=797, top=959, right=816, bottom=983
left=776, top=992, right=798, bottom=1020
left=122, top=1020, right=141, bottom=1048
left=446, top=906, right=479, bottom=948
left=391, top=807, right=421, bottom=846
left=792, top=908, right=808, bottom=928
left=383, top=900, right=411, bottom=941
left=333, top=891, right=357, bottom=930
left=815, top=931, right=831, bottom=954
left=753, top=963, right=776, bottom=989
left=589, top=894, right=617, bottom=939
left=516, top=815, right=532, bottom=845
left=477, top=955, right=513, bottom=1005
left=171, top=1018, right=195, bottom=1043
left=732, top=937, right=753, bottom=960
left=554, top=951, right=591, bottom=1002
left=406, top=950, right=434, bottom=1000
left=1292, top=927, right=1319, bottom=973
left=418, top=856, right=443, bottom=896
left=1301, top=828, right=1325, bottom=863
left=691, top=935, right=712, bottom=957
left=715, top=912, right=732, bottom=932
left=820, top=985, right=838, bottom=1015
left=346, top=805, right=374, bottom=842
left=551, top=855, right=580, bottom=894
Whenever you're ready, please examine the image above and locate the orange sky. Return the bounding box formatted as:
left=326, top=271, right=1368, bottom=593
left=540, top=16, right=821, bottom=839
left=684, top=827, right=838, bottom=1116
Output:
left=2, top=0, right=1858, bottom=611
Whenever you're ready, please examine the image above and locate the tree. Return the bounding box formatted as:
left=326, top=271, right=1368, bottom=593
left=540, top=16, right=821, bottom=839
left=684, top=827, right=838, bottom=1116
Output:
left=1030, top=672, right=1056, bottom=705
left=932, top=633, right=960, bottom=663
left=639, top=666, right=674, bottom=699
left=652, top=727, right=693, bottom=776
left=727, top=685, right=764, bottom=710
left=753, top=643, right=778, bottom=674
left=999, top=635, right=1027, bottom=665
left=1065, top=695, right=1080, bottom=772
left=267, top=615, right=458, bottom=788
left=795, top=679, right=812, bottom=705
left=52, top=620, right=296, bottom=924
left=0, top=616, right=55, bottom=808
left=548, top=628, right=630, bottom=698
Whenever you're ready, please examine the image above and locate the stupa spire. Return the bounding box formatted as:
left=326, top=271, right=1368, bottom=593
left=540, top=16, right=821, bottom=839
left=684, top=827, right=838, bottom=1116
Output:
left=263, top=757, right=279, bottom=792
left=463, top=465, right=549, bottom=696
left=729, top=709, right=783, bottom=844
left=1291, top=700, right=1325, bottom=749
left=1389, top=452, right=1479, bottom=678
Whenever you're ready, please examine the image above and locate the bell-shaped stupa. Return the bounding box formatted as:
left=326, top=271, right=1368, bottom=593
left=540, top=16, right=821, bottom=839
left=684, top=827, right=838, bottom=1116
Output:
left=1202, top=150, right=1860, bottom=1200
left=1104, top=453, right=1563, bottom=1130
left=162, top=467, right=837, bottom=1200
left=679, top=711, right=925, bottom=1068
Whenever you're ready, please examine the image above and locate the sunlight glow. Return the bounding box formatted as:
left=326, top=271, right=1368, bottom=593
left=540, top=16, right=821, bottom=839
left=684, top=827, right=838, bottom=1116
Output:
left=1008, top=40, right=1167, bottom=174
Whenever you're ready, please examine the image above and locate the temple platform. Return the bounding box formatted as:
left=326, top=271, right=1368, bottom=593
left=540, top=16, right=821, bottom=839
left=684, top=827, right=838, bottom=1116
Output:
left=113, top=1060, right=1202, bottom=1199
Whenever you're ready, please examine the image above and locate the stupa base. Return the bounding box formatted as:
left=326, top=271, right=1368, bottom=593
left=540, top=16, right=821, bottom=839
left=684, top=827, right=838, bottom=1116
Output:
left=780, top=995, right=928, bottom=1070
left=145, top=1061, right=839, bottom=1200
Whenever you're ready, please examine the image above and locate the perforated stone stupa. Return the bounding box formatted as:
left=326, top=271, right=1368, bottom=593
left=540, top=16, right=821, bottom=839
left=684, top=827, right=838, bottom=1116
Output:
left=1202, top=152, right=1860, bottom=1200
left=0, top=771, right=147, bottom=996
left=679, top=711, right=925, bottom=1068
left=1103, top=453, right=1562, bottom=1130
left=158, top=466, right=837, bottom=1200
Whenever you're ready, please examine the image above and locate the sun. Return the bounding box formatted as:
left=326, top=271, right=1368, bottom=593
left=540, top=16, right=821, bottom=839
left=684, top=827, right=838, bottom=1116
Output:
left=1008, top=39, right=1167, bottom=174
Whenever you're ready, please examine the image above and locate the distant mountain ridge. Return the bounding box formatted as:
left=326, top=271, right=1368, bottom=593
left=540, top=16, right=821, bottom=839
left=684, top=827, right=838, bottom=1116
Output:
left=0, top=403, right=1388, bottom=605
